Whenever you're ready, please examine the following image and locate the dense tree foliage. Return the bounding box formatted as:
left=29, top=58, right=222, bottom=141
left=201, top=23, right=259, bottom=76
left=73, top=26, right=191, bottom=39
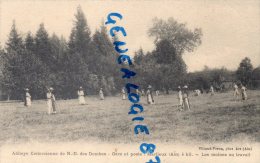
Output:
left=252, top=66, right=260, bottom=88
left=2, top=10, right=257, bottom=100
left=133, top=39, right=187, bottom=93
left=0, top=8, right=119, bottom=100
left=132, top=18, right=202, bottom=93
left=236, top=57, right=253, bottom=86
left=187, top=67, right=235, bottom=92
left=148, top=17, right=202, bottom=55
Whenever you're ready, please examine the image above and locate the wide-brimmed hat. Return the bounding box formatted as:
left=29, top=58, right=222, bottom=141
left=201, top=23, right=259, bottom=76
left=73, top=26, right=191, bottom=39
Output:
left=25, top=88, right=29, bottom=91
left=183, top=85, right=188, bottom=89
left=79, top=86, right=83, bottom=89
left=148, top=85, right=152, bottom=89
left=178, top=86, right=181, bottom=89
left=49, top=87, right=54, bottom=91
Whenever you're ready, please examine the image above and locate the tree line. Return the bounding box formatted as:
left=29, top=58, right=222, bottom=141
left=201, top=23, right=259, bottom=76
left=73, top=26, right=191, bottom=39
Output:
left=0, top=7, right=121, bottom=100
left=0, top=7, right=259, bottom=100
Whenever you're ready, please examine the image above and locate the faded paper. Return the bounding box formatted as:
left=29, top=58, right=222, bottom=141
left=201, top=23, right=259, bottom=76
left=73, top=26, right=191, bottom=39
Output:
left=0, top=0, right=259, bottom=163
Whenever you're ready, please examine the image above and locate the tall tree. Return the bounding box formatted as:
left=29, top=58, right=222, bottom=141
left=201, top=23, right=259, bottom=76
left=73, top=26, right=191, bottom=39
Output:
left=6, top=21, right=24, bottom=52
left=49, top=34, right=69, bottom=98
left=252, top=66, right=260, bottom=88
left=236, top=57, right=253, bottom=86
left=148, top=17, right=202, bottom=55
left=68, top=6, right=92, bottom=61
left=50, top=34, right=68, bottom=70
left=2, top=21, right=25, bottom=99
left=35, top=23, right=53, bottom=67
left=0, top=46, right=6, bottom=99
left=133, top=51, right=160, bottom=90
left=133, top=48, right=145, bottom=65
left=65, top=6, right=92, bottom=97
left=140, top=17, right=203, bottom=92
left=92, top=24, right=121, bottom=94
left=153, top=39, right=187, bottom=93
left=25, top=32, right=35, bottom=52
left=4, top=28, right=51, bottom=99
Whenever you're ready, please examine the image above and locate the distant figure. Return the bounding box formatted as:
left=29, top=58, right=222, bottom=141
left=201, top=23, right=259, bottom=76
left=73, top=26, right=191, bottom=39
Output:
left=141, top=89, right=145, bottom=96
left=183, top=85, right=190, bottom=110
left=24, top=88, right=31, bottom=107
left=233, top=83, right=240, bottom=99
left=99, top=88, right=104, bottom=100
left=155, top=90, right=160, bottom=96
left=177, top=86, right=183, bottom=110
left=241, top=85, right=247, bottom=100
left=210, top=85, right=214, bottom=96
left=136, top=89, right=140, bottom=96
left=77, top=86, right=86, bottom=105
left=194, top=89, right=201, bottom=96
left=146, top=85, right=155, bottom=104
left=121, top=87, right=126, bottom=100
left=47, top=87, right=56, bottom=114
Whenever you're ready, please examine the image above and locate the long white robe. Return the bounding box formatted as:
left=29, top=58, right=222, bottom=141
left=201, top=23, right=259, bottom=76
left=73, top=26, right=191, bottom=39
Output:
left=136, top=89, right=140, bottom=96
left=146, top=90, right=154, bottom=104
left=99, top=90, right=104, bottom=100
left=47, top=92, right=55, bottom=114
left=234, top=84, right=240, bottom=98
left=210, top=86, right=214, bottom=95
left=183, top=92, right=190, bottom=110
left=121, top=89, right=126, bottom=100
left=78, top=90, right=86, bottom=105
left=178, top=90, right=183, bottom=106
left=25, top=92, right=31, bottom=106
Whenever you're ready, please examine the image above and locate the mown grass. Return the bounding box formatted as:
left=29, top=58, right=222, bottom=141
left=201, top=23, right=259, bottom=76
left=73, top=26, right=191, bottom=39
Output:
left=0, top=91, right=259, bottom=145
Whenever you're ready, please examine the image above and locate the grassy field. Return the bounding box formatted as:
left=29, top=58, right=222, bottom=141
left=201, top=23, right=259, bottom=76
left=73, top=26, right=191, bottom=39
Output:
left=0, top=90, right=259, bottom=145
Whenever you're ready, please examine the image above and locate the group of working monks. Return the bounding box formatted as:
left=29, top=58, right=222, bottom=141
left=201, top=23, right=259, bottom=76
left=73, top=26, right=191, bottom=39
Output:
left=23, top=83, right=248, bottom=114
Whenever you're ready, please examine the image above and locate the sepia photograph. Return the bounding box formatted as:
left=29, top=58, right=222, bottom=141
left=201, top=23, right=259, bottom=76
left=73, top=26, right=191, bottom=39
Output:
left=0, top=0, right=259, bottom=163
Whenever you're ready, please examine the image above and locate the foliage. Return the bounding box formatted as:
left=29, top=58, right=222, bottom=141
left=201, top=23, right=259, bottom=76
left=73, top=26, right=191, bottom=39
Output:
left=188, top=67, right=235, bottom=92
left=0, top=7, right=120, bottom=100
left=133, top=40, right=187, bottom=93
left=236, top=57, right=253, bottom=86
left=133, top=16, right=203, bottom=93
left=252, top=66, right=260, bottom=89
left=148, top=17, right=202, bottom=55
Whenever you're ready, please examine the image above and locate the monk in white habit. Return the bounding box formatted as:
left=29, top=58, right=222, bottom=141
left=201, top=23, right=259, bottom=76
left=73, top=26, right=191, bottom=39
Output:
left=24, top=88, right=31, bottom=107
left=78, top=86, right=86, bottom=105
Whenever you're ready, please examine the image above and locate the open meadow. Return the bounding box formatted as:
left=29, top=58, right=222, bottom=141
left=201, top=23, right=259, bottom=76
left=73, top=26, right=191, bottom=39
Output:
left=0, top=90, right=259, bottom=145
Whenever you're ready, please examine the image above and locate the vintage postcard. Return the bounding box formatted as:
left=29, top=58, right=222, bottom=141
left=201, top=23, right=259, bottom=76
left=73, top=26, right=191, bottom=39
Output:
left=0, top=0, right=259, bottom=163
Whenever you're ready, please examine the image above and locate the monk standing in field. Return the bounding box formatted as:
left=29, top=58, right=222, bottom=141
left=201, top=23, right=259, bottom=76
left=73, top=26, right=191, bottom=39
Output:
left=241, top=85, right=247, bottom=100
left=210, top=85, right=215, bottom=96
left=77, top=86, right=86, bottom=105
left=99, top=88, right=104, bottom=100
left=24, top=88, right=31, bottom=107
left=233, top=83, right=240, bottom=100
left=121, top=87, right=126, bottom=100
left=177, top=86, right=183, bottom=110
left=146, top=85, right=155, bottom=104
left=183, top=85, right=190, bottom=110
left=136, top=89, right=140, bottom=96
left=47, top=87, right=56, bottom=114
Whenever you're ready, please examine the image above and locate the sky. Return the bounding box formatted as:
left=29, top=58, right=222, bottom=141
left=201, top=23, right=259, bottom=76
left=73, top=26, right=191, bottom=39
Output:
left=0, top=0, right=259, bottom=72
